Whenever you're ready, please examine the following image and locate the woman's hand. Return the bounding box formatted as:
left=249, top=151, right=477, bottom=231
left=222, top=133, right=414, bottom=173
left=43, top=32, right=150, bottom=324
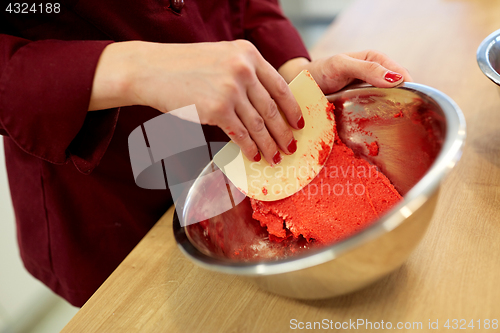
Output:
left=89, top=40, right=304, bottom=166
left=278, top=50, right=413, bottom=94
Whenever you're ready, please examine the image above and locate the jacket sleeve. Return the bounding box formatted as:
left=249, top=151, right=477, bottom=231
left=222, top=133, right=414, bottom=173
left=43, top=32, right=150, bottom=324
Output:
left=243, top=0, right=310, bottom=70
left=0, top=34, right=119, bottom=174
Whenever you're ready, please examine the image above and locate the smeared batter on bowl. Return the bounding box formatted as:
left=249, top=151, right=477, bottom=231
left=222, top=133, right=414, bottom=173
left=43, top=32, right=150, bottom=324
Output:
left=250, top=119, right=402, bottom=245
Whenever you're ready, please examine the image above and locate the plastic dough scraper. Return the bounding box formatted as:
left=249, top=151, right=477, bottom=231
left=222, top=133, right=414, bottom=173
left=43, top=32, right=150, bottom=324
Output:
left=213, top=70, right=335, bottom=201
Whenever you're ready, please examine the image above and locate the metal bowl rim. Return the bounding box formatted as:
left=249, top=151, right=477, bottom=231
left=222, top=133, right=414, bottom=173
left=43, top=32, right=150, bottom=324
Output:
left=174, top=82, right=466, bottom=276
left=477, top=28, right=500, bottom=86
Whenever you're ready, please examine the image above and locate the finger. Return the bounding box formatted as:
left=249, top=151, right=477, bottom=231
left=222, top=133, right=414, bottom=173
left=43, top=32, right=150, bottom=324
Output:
left=336, top=54, right=406, bottom=88
left=217, top=111, right=262, bottom=163
left=347, top=50, right=413, bottom=82
left=254, top=58, right=304, bottom=131
left=247, top=80, right=296, bottom=155
left=235, top=100, right=282, bottom=166
left=365, top=51, right=413, bottom=82
left=403, top=69, right=413, bottom=82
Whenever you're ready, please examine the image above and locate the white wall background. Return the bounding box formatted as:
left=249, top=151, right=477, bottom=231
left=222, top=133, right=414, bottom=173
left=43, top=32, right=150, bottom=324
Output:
left=281, top=0, right=354, bottom=48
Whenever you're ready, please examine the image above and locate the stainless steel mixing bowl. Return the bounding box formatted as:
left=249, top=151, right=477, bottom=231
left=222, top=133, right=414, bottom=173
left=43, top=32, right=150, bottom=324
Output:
left=173, top=82, right=466, bottom=299
left=477, top=29, right=500, bottom=91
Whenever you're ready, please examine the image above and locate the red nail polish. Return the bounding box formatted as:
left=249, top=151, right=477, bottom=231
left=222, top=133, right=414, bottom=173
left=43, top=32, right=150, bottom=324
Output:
left=384, top=71, right=403, bottom=83
left=287, top=139, right=297, bottom=154
left=273, top=151, right=282, bottom=165
left=297, top=116, right=305, bottom=129
left=253, top=152, right=261, bottom=162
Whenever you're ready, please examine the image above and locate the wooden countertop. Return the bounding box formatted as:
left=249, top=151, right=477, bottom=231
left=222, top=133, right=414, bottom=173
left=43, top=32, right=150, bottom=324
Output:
left=63, top=0, right=500, bottom=332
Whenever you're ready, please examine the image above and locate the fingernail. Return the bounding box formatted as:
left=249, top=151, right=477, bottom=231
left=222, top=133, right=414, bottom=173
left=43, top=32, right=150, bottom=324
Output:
left=297, top=116, right=305, bottom=129
left=384, top=71, right=403, bottom=83
left=253, top=152, right=261, bottom=162
left=287, top=138, right=297, bottom=154
left=273, top=151, right=282, bottom=165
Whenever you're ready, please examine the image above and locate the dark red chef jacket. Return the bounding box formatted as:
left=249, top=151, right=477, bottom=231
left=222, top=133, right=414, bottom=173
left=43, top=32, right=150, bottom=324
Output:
left=0, top=0, right=309, bottom=306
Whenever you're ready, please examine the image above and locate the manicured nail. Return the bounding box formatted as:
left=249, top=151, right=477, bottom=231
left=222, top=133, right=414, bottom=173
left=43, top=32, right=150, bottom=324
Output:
left=287, top=138, right=297, bottom=154
left=253, top=152, right=261, bottom=162
left=273, top=151, right=282, bottom=165
left=384, top=71, right=403, bottom=83
left=297, top=116, right=305, bottom=129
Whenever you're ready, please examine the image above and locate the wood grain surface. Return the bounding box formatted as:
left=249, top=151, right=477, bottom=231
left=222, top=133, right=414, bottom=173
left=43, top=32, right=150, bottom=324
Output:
left=62, top=0, right=500, bottom=332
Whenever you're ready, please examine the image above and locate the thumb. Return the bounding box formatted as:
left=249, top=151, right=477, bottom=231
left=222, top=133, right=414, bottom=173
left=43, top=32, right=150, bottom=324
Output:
left=341, top=57, right=404, bottom=88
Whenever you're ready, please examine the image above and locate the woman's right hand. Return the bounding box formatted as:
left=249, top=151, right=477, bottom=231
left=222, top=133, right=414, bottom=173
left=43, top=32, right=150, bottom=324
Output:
left=89, top=40, right=304, bottom=165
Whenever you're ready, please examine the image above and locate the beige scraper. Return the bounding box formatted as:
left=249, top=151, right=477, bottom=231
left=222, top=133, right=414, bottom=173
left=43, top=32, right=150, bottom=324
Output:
left=213, top=70, right=335, bottom=201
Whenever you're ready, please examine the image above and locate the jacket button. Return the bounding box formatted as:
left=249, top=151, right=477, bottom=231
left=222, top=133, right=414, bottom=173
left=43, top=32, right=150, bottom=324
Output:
left=170, top=0, right=184, bottom=12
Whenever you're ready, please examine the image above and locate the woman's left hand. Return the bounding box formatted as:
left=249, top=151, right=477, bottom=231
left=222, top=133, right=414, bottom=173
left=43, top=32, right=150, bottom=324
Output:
left=279, top=50, right=413, bottom=94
